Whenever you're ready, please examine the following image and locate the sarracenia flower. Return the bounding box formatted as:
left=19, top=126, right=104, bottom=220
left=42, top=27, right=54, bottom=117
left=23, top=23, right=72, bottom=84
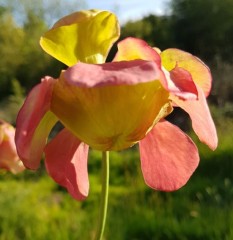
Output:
left=0, top=119, right=24, bottom=174
left=15, top=10, right=217, bottom=200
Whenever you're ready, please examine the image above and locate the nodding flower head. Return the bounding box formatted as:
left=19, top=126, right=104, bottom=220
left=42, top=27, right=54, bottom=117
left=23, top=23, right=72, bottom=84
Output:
left=15, top=9, right=217, bottom=201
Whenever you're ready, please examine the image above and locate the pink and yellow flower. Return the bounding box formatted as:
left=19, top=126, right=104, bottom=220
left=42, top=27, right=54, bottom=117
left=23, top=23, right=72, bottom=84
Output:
left=15, top=10, right=217, bottom=200
left=0, top=120, right=24, bottom=174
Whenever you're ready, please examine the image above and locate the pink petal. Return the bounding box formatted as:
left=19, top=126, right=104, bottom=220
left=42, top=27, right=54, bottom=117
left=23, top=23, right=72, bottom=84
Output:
left=161, top=48, right=212, bottom=97
left=112, top=37, right=198, bottom=99
left=170, top=86, right=218, bottom=150
left=15, top=77, right=58, bottom=169
left=168, top=66, right=198, bottom=100
left=64, top=60, right=161, bottom=87
left=44, top=128, right=89, bottom=201
left=113, top=37, right=161, bottom=66
left=0, top=120, right=25, bottom=174
left=139, top=120, right=199, bottom=191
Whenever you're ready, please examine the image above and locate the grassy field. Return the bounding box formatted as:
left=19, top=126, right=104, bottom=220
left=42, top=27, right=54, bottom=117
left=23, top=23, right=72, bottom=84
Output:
left=0, top=117, right=232, bottom=240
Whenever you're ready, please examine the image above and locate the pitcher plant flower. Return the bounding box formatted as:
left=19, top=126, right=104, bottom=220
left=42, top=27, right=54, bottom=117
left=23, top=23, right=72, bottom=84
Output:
left=15, top=9, right=217, bottom=240
left=0, top=119, right=24, bottom=174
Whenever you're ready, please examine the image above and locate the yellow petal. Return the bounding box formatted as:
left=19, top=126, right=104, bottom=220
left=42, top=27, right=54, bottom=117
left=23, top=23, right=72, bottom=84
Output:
left=40, top=10, right=120, bottom=66
left=51, top=72, right=172, bottom=151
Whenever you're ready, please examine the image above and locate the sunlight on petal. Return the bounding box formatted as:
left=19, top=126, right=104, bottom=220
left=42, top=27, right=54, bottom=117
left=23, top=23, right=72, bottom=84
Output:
left=113, top=37, right=161, bottom=66
left=113, top=38, right=198, bottom=99
left=40, top=10, right=120, bottom=66
left=161, top=48, right=212, bottom=96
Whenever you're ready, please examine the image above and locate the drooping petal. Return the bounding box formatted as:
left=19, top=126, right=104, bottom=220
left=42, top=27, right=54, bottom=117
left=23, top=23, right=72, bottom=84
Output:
left=0, top=120, right=25, bottom=174
left=170, top=86, right=218, bottom=150
left=139, top=120, right=199, bottom=191
left=113, top=37, right=198, bottom=100
left=40, top=10, right=120, bottom=66
left=51, top=63, right=172, bottom=151
left=161, top=48, right=212, bottom=97
left=15, top=77, right=58, bottom=169
left=44, top=128, right=89, bottom=201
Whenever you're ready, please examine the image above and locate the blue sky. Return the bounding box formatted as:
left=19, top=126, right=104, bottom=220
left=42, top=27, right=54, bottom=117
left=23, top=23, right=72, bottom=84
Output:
left=0, top=0, right=170, bottom=26
left=84, top=0, right=171, bottom=24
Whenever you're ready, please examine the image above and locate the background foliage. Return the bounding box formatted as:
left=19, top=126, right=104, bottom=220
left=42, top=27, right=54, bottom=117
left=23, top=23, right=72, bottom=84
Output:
left=0, top=0, right=232, bottom=239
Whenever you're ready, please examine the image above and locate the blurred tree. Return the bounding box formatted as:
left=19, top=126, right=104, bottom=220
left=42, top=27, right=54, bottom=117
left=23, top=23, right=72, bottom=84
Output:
left=109, top=14, right=173, bottom=62
left=0, top=7, right=24, bottom=99
left=0, top=0, right=86, bottom=99
left=170, top=0, right=233, bottom=105
left=170, top=0, right=233, bottom=63
left=0, top=79, right=25, bottom=124
left=121, top=1, right=233, bottom=106
left=121, top=14, right=174, bottom=50
left=0, top=0, right=86, bottom=26
left=16, top=11, right=64, bottom=91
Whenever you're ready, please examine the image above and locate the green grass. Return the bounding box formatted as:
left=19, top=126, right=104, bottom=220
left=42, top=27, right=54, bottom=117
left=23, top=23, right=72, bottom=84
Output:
left=0, top=119, right=233, bottom=240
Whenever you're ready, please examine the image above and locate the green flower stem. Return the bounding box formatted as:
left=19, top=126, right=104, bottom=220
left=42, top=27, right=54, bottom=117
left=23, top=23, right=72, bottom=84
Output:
left=95, top=151, right=110, bottom=240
